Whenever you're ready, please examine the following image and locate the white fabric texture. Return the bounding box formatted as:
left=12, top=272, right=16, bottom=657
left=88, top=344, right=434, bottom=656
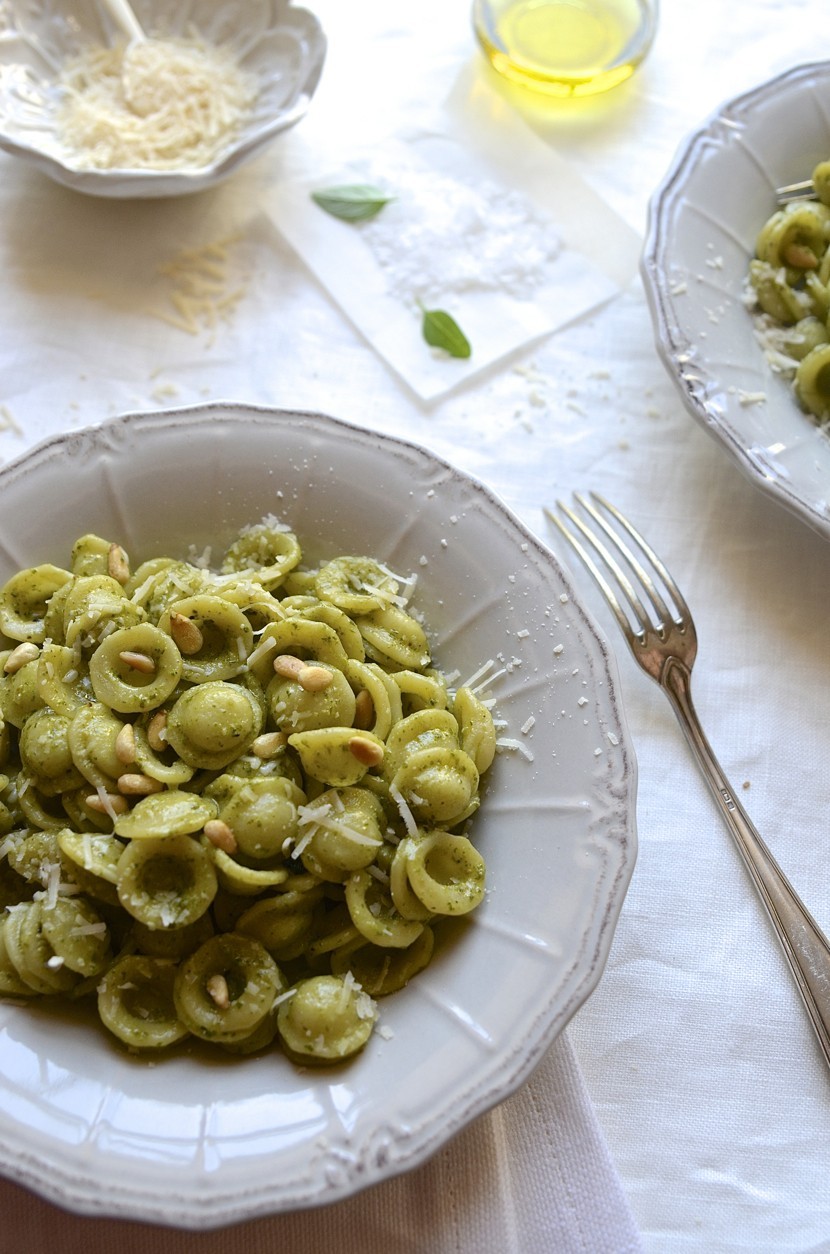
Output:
left=0, top=1032, right=641, bottom=1253
left=0, top=0, right=829, bottom=1250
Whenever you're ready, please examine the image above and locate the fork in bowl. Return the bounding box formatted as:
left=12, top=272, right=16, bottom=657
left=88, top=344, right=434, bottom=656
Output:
left=549, top=492, right=830, bottom=1069
left=775, top=178, right=816, bottom=204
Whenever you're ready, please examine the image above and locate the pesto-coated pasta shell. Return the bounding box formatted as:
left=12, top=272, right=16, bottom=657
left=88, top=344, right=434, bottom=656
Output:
left=127, top=559, right=210, bottom=619
left=166, top=681, right=263, bottom=769
left=344, top=659, right=402, bottom=740
left=88, top=623, right=183, bottom=714
left=284, top=600, right=366, bottom=660
left=173, top=932, right=285, bottom=1042
left=381, top=708, right=459, bottom=782
left=202, top=839, right=290, bottom=897
left=391, top=746, right=479, bottom=826
left=158, top=594, right=253, bottom=683
left=98, top=954, right=189, bottom=1049
left=331, top=927, right=435, bottom=996
left=345, top=868, right=424, bottom=949
left=453, top=686, right=497, bottom=773
left=58, top=828, right=124, bottom=905
left=220, top=521, right=301, bottom=589
left=795, top=342, right=830, bottom=419
left=276, top=973, right=377, bottom=1062
left=114, top=790, right=218, bottom=840
left=40, top=896, right=110, bottom=977
left=267, top=665, right=356, bottom=734
left=62, top=575, right=142, bottom=649
left=217, top=776, right=304, bottom=861
left=297, top=787, right=385, bottom=879
left=747, top=260, right=809, bottom=324
left=68, top=702, right=125, bottom=789
left=130, top=714, right=195, bottom=786
left=116, top=833, right=218, bottom=929
left=37, top=642, right=95, bottom=719
left=403, top=831, right=486, bottom=916
left=355, top=604, right=430, bottom=671
left=289, top=727, right=385, bottom=788
left=70, top=533, right=115, bottom=578
left=0, top=564, right=72, bottom=644
left=3, top=900, right=79, bottom=994
left=1, top=658, right=46, bottom=729
left=392, top=669, right=448, bottom=715
left=236, top=887, right=323, bottom=961
left=314, top=556, right=400, bottom=616
left=19, top=708, right=83, bottom=796
left=0, top=915, right=38, bottom=996
left=247, top=618, right=350, bottom=685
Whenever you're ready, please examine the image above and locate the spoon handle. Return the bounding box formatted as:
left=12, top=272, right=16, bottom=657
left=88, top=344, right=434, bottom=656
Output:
left=99, top=0, right=146, bottom=43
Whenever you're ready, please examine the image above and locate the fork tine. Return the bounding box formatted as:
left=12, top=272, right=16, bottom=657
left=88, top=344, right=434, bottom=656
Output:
left=548, top=494, right=677, bottom=638
left=546, top=500, right=640, bottom=643
left=583, top=493, right=692, bottom=627
left=775, top=178, right=815, bottom=203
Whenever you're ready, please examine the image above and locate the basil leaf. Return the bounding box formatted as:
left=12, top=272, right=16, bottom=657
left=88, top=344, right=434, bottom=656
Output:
left=310, top=184, right=393, bottom=222
left=420, top=307, right=472, bottom=359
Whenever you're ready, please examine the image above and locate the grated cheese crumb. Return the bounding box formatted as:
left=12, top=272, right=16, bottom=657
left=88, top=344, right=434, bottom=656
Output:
left=56, top=37, right=258, bottom=172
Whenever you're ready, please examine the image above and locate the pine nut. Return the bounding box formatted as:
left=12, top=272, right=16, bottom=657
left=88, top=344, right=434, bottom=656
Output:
left=169, top=611, right=203, bottom=655
left=118, top=773, right=163, bottom=796
left=783, top=242, right=818, bottom=269
left=86, top=791, right=129, bottom=816
left=147, top=710, right=168, bottom=752
left=115, top=722, right=137, bottom=765
left=3, top=642, right=40, bottom=674
left=353, top=689, right=374, bottom=730
left=348, top=735, right=384, bottom=767
left=206, top=973, right=230, bottom=1010
left=297, top=664, right=333, bottom=692
left=251, top=731, right=287, bottom=759
left=119, top=650, right=156, bottom=674
left=107, top=543, right=130, bottom=585
left=204, top=818, right=238, bottom=855
left=273, top=654, right=305, bottom=680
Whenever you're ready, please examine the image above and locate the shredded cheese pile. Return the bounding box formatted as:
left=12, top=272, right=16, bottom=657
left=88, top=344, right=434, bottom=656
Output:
left=154, top=236, right=248, bottom=336
left=56, top=36, right=259, bottom=171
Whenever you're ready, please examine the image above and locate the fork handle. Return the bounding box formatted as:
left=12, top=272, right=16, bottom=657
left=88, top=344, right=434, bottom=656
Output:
left=662, top=657, right=830, bottom=1069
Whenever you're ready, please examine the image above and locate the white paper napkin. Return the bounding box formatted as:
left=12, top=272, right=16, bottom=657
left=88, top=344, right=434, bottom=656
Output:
left=266, top=74, right=641, bottom=401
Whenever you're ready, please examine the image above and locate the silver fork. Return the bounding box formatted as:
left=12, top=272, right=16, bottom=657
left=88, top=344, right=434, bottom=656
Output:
left=549, top=492, right=830, bottom=1070
left=775, top=178, right=816, bottom=204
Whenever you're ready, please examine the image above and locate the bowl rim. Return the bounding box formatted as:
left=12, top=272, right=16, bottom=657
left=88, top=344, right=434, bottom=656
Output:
left=640, top=59, right=830, bottom=544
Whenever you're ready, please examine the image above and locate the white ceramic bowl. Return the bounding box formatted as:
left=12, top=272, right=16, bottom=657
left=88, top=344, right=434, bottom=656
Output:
left=642, top=61, right=830, bottom=544
left=0, top=404, right=636, bottom=1226
left=0, top=0, right=326, bottom=198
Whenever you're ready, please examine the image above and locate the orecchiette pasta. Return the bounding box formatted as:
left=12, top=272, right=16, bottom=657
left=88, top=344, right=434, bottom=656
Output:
left=0, top=522, right=498, bottom=1066
left=746, top=159, right=830, bottom=424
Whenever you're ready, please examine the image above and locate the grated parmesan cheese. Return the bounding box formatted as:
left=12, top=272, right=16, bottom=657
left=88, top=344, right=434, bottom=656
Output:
left=56, top=37, right=259, bottom=172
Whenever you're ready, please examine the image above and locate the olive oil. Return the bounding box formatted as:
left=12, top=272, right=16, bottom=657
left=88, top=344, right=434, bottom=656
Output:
left=472, top=0, right=658, bottom=98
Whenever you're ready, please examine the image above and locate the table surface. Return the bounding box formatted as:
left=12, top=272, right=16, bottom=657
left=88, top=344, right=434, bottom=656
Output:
left=1, top=1, right=830, bottom=1250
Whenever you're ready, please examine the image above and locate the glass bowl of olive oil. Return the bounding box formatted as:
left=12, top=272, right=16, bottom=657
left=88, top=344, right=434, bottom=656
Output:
left=472, top=0, right=658, bottom=98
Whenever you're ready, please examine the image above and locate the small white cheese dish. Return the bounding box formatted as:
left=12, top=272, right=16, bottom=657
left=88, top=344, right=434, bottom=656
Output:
left=0, top=0, right=326, bottom=198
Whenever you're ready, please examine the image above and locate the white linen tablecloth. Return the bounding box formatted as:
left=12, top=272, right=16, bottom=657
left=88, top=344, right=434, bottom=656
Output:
left=0, top=0, right=829, bottom=1249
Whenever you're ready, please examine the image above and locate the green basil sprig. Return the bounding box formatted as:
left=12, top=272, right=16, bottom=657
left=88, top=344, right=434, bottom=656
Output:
left=420, top=306, right=472, bottom=359
left=310, top=184, right=393, bottom=223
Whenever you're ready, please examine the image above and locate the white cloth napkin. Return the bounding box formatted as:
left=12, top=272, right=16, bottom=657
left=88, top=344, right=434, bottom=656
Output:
left=0, top=1030, right=641, bottom=1253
